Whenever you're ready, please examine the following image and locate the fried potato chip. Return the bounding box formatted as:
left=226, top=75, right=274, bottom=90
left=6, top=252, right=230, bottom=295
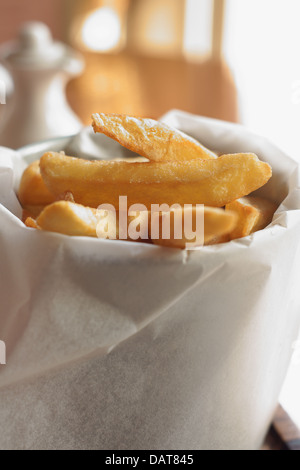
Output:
left=204, top=234, right=230, bottom=245
left=36, top=201, right=150, bottom=241
left=226, top=196, right=277, bottom=240
left=96, top=210, right=150, bottom=242
left=18, top=160, right=56, bottom=207
left=36, top=201, right=100, bottom=237
left=92, top=113, right=216, bottom=162
left=24, top=217, right=40, bottom=229
left=113, top=156, right=149, bottom=163
left=151, top=207, right=237, bottom=249
left=34, top=199, right=236, bottom=249
left=40, top=152, right=272, bottom=210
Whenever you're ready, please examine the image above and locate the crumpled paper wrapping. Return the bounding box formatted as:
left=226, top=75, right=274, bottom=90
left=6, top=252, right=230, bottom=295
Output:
left=0, top=110, right=300, bottom=450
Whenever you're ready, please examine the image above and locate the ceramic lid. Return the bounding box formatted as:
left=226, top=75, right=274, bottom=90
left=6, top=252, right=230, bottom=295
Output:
left=1, top=22, right=83, bottom=72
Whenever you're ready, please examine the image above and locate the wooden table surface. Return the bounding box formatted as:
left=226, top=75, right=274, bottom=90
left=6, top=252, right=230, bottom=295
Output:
left=262, top=405, right=300, bottom=450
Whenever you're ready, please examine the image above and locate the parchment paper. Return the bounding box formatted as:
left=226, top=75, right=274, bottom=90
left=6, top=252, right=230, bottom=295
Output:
left=0, top=110, right=300, bottom=450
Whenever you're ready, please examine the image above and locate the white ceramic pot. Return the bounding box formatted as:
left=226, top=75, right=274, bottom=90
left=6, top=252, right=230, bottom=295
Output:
left=0, top=22, right=84, bottom=149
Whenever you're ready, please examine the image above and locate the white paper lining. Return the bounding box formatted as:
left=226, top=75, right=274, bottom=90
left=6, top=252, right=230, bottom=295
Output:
left=0, top=110, right=299, bottom=450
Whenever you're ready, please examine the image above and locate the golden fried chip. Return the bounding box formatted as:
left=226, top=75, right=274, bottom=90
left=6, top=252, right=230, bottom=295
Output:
left=113, top=156, right=149, bottom=163
left=24, top=217, right=40, bottom=229
left=204, top=234, right=230, bottom=245
left=40, top=152, right=272, bottom=210
left=35, top=200, right=236, bottom=249
left=96, top=210, right=150, bottom=242
left=92, top=113, right=216, bottom=162
left=151, top=207, right=237, bottom=249
left=36, top=201, right=150, bottom=242
left=226, top=196, right=277, bottom=240
left=18, top=160, right=56, bottom=207
left=36, top=201, right=100, bottom=237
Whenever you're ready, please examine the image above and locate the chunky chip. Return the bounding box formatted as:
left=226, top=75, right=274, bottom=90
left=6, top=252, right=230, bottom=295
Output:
left=96, top=210, right=150, bottom=242
left=18, top=160, right=56, bottom=207
left=36, top=201, right=150, bottom=242
left=204, top=234, right=230, bottom=246
left=225, top=196, right=278, bottom=240
left=151, top=207, right=237, bottom=249
left=31, top=200, right=237, bottom=249
left=36, top=201, right=100, bottom=237
left=40, top=152, right=272, bottom=210
left=24, top=217, right=40, bottom=230
left=92, top=113, right=217, bottom=162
